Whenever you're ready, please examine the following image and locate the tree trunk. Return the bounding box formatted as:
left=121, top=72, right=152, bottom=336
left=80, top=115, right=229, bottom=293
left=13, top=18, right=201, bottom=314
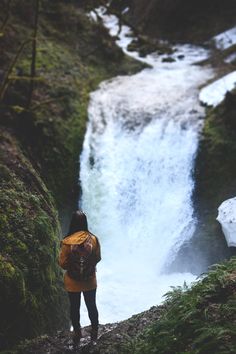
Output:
left=27, top=0, right=40, bottom=109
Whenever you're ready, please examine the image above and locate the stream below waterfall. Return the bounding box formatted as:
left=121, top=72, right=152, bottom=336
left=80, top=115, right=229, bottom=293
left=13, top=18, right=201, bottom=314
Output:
left=78, top=10, right=214, bottom=325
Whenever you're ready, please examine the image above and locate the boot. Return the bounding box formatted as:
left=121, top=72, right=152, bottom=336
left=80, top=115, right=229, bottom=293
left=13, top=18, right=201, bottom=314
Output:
left=73, top=328, right=82, bottom=346
left=91, top=326, right=98, bottom=341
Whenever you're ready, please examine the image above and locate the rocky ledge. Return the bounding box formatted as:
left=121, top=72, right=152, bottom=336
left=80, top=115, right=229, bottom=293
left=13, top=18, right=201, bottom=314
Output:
left=16, top=306, right=163, bottom=354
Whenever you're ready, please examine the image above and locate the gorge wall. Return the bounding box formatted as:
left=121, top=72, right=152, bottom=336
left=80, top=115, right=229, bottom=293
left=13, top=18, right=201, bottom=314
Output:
left=193, top=92, right=236, bottom=268
left=127, top=0, right=236, bottom=42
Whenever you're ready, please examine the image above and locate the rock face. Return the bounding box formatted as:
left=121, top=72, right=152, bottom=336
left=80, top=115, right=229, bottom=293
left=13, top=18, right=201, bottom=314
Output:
left=128, top=0, right=236, bottom=42
left=217, top=197, right=236, bottom=247
left=0, top=130, right=69, bottom=350
left=188, top=89, right=236, bottom=273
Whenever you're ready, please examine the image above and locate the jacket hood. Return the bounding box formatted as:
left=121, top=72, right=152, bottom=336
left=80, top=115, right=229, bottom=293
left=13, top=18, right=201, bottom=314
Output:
left=62, top=231, right=91, bottom=245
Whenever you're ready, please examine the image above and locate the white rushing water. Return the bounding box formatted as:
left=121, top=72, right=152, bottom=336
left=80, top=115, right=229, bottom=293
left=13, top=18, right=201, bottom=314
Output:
left=79, top=10, right=213, bottom=325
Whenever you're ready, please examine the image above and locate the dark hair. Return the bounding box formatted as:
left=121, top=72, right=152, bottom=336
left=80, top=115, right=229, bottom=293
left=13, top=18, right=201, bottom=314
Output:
left=67, top=210, right=88, bottom=237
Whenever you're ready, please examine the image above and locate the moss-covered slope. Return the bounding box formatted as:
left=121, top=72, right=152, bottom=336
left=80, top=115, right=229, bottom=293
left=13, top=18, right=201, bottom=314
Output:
left=169, top=89, right=236, bottom=275
left=0, top=129, right=68, bottom=349
left=195, top=91, right=236, bottom=213
left=192, top=91, right=236, bottom=269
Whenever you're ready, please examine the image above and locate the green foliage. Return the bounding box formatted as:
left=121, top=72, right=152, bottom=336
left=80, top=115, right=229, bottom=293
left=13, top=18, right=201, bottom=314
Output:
left=0, top=132, right=68, bottom=350
left=125, top=258, right=236, bottom=354
left=189, top=90, right=236, bottom=269
left=194, top=91, right=236, bottom=220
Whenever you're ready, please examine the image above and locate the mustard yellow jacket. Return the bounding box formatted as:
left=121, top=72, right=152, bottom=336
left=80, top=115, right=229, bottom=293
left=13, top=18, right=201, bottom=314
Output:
left=59, top=231, right=101, bottom=292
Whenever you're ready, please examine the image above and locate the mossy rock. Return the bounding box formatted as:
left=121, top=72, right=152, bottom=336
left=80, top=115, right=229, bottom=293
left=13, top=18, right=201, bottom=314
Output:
left=127, top=36, right=173, bottom=57
left=168, top=91, right=236, bottom=275
left=191, top=90, right=236, bottom=269
left=0, top=131, right=68, bottom=350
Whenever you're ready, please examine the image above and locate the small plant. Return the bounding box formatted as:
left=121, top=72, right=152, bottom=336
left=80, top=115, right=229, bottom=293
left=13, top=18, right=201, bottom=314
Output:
left=127, top=257, right=236, bottom=354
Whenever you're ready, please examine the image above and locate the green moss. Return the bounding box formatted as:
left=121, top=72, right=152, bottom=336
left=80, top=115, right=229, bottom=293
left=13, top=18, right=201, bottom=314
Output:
left=126, top=257, right=236, bottom=354
left=188, top=91, right=236, bottom=268
left=0, top=132, right=68, bottom=350
left=195, top=92, right=236, bottom=207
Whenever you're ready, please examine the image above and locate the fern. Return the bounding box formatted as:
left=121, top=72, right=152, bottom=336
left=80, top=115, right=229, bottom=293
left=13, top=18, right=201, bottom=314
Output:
left=126, top=257, right=236, bottom=354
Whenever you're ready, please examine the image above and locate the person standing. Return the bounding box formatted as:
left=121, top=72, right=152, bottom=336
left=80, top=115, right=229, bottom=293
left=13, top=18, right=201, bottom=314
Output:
left=59, top=210, right=101, bottom=344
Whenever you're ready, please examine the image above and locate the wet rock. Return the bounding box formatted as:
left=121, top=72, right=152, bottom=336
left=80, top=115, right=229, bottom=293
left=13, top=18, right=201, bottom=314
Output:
left=162, top=56, right=176, bottom=63
left=18, top=306, right=164, bottom=353
left=127, top=36, right=173, bottom=57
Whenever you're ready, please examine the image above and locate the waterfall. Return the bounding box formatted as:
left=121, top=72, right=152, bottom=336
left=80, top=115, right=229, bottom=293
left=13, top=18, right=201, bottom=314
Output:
left=79, top=11, right=213, bottom=324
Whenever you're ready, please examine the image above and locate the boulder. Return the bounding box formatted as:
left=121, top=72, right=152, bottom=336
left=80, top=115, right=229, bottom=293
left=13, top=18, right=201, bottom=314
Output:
left=216, top=197, right=236, bottom=247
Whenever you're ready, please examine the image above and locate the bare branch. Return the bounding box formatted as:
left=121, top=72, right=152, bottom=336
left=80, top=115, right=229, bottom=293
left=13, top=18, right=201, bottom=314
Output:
left=0, top=39, right=31, bottom=101
left=0, top=0, right=12, bottom=34
left=27, top=0, right=40, bottom=109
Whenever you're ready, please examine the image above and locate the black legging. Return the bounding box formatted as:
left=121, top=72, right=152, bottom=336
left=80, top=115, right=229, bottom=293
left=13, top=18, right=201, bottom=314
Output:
left=68, top=289, right=98, bottom=331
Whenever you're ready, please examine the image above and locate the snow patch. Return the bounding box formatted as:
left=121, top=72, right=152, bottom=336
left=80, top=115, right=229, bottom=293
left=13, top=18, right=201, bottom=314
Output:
left=217, top=197, right=236, bottom=247
left=199, top=71, right=236, bottom=107
left=224, top=52, right=236, bottom=64
left=213, top=27, right=236, bottom=50
left=122, top=7, right=129, bottom=14
left=88, top=10, right=98, bottom=22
